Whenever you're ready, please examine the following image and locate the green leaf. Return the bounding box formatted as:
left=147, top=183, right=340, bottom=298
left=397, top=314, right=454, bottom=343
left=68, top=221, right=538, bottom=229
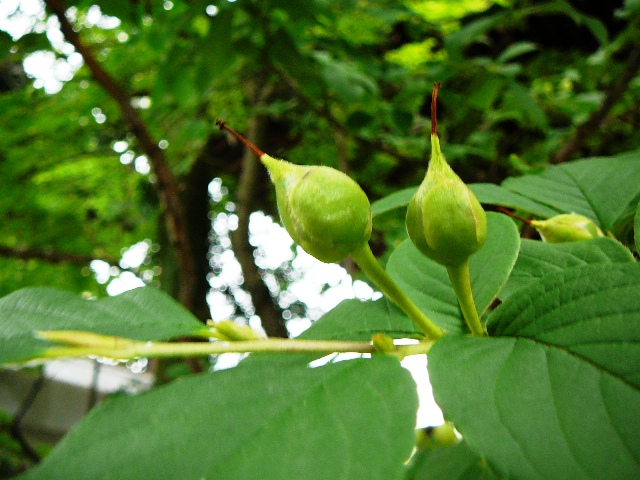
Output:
left=386, top=213, right=520, bottom=334
left=536, top=0, right=608, bottom=44
left=371, top=187, right=418, bottom=217
left=496, top=42, right=538, bottom=64
left=503, top=83, right=547, bottom=128
left=466, top=75, right=504, bottom=111
left=429, top=263, right=640, bottom=479
left=405, top=441, right=498, bottom=480
left=314, top=52, right=378, bottom=103
left=500, top=237, right=636, bottom=300
left=470, top=183, right=562, bottom=218
left=299, top=298, right=420, bottom=341
left=502, top=152, right=640, bottom=232
left=269, top=29, right=323, bottom=100
left=635, top=200, right=640, bottom=253
left=0, top=287, right=204, bottom=363
left=198, top=9, right=235, bottom=81
left=22, top=357, right=418, bottom=480
left=370, top=184, right=564, bottom=219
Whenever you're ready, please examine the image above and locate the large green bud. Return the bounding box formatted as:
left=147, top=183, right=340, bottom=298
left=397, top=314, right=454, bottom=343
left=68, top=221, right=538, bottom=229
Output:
left=261, top=155, right=372, bottom=263
left=406, top=85, right=487, bottom=267
left=216, top=120, right=372, bottom=264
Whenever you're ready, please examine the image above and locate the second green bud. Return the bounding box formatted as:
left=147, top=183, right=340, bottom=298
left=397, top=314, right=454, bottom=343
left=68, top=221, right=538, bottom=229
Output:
left=406, top=134, right=487, bottom=267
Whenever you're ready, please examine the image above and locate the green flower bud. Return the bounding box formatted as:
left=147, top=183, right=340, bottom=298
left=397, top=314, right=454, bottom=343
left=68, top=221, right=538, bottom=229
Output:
left=431, top=422, right=460, bottom=447
left=406, top=84, right=487, bottom=267
left=261, top=155, right=372, bottom=263
left=531, top=213, right=604, bottom=243
left=371, top=333, right=396, bottom=354
left=216, top=120, right=372, bottom=264
left=212, top=320, right=263, bottom=341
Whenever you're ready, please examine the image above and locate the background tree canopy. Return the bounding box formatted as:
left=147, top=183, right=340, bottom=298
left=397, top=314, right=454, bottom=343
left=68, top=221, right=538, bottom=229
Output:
left=1, top=0, right=639, bottom=340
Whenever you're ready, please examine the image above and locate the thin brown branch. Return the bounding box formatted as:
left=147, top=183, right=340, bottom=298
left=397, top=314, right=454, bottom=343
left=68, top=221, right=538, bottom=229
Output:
left=45, top=0, right=197, bottom=309
left=0, top=245, right=118, bottom=265
left=553, top=44, right=640, bottom=164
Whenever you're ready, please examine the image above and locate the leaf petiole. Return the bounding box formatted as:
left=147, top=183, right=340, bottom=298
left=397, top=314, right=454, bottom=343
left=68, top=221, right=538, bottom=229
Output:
left=350, top=243, right=444, bottom=341
left=447, top=260, right=486, bottom=336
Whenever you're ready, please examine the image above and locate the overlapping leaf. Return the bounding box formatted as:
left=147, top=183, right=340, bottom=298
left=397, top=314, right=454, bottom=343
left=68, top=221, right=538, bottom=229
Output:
left=429, top=263, right=640, bottom=479
left=21, top=357, right=418, bottom=480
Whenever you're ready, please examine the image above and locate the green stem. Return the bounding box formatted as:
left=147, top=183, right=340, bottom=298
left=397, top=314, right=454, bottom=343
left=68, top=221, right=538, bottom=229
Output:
left=396, top=340, right=435, bottom=358
left=446, top=260, right=485, bottom=336
left=351, top=243, right=444, bottom=340
left=37, top=331, right=436, bottom=361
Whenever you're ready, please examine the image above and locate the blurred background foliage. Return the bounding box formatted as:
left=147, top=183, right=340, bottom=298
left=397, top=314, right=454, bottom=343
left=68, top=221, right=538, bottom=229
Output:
left=2, top=0, right=640, bottom=474
left=2, top=0, right=639, bottom=329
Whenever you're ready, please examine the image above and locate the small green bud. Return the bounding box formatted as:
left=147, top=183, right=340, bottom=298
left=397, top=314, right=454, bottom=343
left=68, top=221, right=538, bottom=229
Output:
left=499, top=208, right=604, bottom=243
left=371, top=333, right=396, bottom=354
left=531, top=213, right=604, bottom=243
left=216, top=120, right=372, bottom=263
left=431, top=422, right=460, bottom=446
left=213, top=320, right=263, bottom=341
left=406, top=84, right=487, bottom=267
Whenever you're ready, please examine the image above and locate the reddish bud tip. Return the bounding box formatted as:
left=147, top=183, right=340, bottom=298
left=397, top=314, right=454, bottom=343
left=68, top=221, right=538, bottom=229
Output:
left=431, top=82, right=442, bottom=136
left=215, top=119, right=265, bottom=158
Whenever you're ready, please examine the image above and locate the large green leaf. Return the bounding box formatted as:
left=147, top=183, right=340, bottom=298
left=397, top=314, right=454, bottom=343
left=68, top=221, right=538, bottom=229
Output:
left=0, top=287, right=204, bottom=363
left=21, top=357, right=418, bottom=480
left=429, top=263, right=640, bottom=479
left=371, top=187, right=417, bottom=217
left=499, top=237, right=635, bottom=300
left=370, top=153, right=640, bottom=233
left=470, top=183, right=561, bottom=218
left=370, top=183, right=562, bottom=219
left=502, top=152, right=640, bottom=231
left=386, top=213, right=520, bottom=334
